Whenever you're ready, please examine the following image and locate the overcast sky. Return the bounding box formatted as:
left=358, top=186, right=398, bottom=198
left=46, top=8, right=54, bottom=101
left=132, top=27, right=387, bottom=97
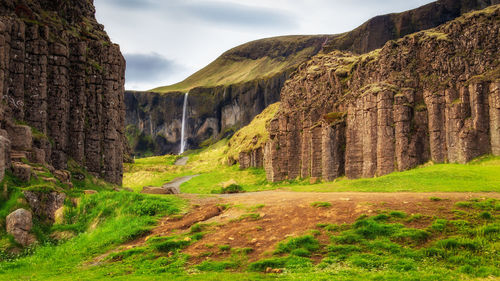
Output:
left=94, top=0, right=434, bottom=91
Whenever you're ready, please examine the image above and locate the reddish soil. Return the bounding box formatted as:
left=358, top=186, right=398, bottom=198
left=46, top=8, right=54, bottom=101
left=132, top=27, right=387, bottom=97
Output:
left=100, top=191, right=500, bottom=265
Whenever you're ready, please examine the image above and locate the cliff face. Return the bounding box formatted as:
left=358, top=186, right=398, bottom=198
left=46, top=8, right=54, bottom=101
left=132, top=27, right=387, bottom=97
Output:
left=323, top=0, right=500, bottom=54
left=0, top=0, right=126, bottom=184
left=264, top=6, right=500, bottom=182
left=125, top=71, right=288, bottom=156
left=126, top=0, right=496, bottom=157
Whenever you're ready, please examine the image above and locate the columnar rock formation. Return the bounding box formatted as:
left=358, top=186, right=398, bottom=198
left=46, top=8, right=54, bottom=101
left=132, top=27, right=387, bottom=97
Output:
left=264, top=6, right=500, bottom=182
left=125, top=0, right=498, bottom=157
left=0, top=0, right=125, bottom=184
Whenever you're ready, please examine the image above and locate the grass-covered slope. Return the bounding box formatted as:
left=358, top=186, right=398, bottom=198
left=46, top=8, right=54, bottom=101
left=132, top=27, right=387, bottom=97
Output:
left=151, top=36, right=331, bottom=93
left=226, top=102, right=280, bottom=162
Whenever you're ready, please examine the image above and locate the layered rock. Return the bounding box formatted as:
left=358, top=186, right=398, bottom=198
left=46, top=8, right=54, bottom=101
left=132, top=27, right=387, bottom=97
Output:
left=264, top=6, right=500, bottom=182
left=0, top=0, right=125, bottom=184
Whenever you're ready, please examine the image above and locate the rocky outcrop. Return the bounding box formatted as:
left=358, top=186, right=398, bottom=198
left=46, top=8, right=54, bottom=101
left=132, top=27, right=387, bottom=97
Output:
left=23, top=190, right=66, bottom=221
left=264, top=6, right=500, bottom=182
left=0, top=0, right=125, bottom=184
left=6, top=208, right=35, bottom=246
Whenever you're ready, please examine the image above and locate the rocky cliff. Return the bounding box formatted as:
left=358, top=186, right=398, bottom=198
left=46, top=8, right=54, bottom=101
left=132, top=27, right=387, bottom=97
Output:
left=125, top=71, right=290, bottom=156
left=0, top=0, right=125, bottom=184
left=264, top=5, right=500, bottom=182
left=125, top=0, right=496, bottom=157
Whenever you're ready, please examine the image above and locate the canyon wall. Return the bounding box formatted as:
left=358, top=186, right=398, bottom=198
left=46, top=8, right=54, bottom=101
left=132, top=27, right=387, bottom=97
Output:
left=264, top=6, right=500, bottom=182
left=0, top=0, right=125, bottom=184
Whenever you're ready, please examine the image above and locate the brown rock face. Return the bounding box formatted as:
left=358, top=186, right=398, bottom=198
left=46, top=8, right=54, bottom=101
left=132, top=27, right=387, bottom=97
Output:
left=0, top=0, right=125, bottom=184
left=264, top=6, right=500, bottom=182
left=23, top=190, right=66, bottom=221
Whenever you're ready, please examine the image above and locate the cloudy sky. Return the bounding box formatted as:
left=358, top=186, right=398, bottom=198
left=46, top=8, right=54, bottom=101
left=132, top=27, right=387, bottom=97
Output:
left=94, top=0, right=434, bottom=91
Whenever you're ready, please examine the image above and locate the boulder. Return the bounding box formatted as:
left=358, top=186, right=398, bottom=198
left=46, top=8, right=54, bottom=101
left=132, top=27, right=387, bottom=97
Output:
left=141, top=186, right=179, bottom=195
left=23, top=191, right=66, bottom=221
left=7, top=125, right=32, bottom=151
left=161, top=183, right=181, bottom=194
left=12, top=162, right=32, bottom=182
left=6, top=209, right=36, bottom=246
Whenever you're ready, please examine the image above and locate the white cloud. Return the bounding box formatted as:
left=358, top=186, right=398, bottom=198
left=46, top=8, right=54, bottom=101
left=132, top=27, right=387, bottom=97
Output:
left=94, top=0, right=434, bottom=91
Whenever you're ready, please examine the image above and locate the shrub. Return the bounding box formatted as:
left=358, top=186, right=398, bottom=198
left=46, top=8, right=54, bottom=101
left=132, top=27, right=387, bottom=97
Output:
left=220, top=184, right=245, bottom=194
left=275, top=235, right=320, bottom=255
left=389, top=211, right=407, bottom=218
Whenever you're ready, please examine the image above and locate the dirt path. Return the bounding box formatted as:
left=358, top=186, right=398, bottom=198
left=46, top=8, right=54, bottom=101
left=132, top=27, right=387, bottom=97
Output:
left=97, top=191, right=500, bottom=265
left=164, top=175, right=198, bottom=189
left=174, top=157, right=189, bottom=166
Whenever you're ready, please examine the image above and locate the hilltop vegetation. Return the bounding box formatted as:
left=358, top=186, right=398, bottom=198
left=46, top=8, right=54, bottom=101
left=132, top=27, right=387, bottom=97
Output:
left=151, top=36, right=331, bottom=93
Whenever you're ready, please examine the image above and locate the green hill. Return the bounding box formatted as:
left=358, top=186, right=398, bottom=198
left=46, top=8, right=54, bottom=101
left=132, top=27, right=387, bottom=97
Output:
left=151, top=35, right=331, bottom=93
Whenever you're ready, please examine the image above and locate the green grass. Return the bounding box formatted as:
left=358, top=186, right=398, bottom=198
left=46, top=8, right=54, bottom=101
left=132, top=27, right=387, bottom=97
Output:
left=283, top=156, right=500, bottom=192
left=226, top=102, right=280, bottom=162
left=125, top=149, right=500, bottom=193
left=0, top=192, right=186, bottom=280
left=150, top=36, right=328, bottom=94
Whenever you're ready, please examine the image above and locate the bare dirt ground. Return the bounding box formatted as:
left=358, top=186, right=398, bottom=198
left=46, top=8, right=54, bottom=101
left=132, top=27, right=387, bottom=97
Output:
left=100, top=191, right=500, bottom=265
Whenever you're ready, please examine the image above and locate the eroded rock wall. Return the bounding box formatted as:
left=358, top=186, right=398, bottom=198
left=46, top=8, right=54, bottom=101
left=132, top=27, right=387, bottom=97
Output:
left=0, top=0, right=125, bottom=184
left=265, top=6, right=500, bottom=182
left=125, top=71, right=289, bottom=156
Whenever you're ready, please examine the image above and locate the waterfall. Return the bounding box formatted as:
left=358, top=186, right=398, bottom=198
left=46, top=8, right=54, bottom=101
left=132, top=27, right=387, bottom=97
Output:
left=179, top=92, right=189, bottom=154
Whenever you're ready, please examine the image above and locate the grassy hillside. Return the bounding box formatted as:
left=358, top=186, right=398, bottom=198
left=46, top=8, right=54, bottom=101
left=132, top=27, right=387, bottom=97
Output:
left=226, top=102, right=280, bottom=162
left=151, top=35, right=331, bottom=93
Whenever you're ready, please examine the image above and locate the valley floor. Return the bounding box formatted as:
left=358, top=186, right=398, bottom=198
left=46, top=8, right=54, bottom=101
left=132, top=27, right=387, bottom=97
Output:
left=1, top=146, right=499, bottom=280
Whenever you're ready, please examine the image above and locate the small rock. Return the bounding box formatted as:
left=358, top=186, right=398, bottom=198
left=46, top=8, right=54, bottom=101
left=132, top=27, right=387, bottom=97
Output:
left=141, top=186, right=178, bottom=195
left=54, top=170, right=71, bottom=184
left=6, top=209, right=36, bottom=246
left=84, top=190, right=98, bottom=195
left=12, top=162, right=31, bottom=182
left=160, top=183, right=180, bottom=194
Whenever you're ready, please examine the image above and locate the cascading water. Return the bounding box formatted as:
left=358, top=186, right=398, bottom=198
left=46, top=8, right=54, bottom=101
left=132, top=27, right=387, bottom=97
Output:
left=179, top=92, right=189, bottom=154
